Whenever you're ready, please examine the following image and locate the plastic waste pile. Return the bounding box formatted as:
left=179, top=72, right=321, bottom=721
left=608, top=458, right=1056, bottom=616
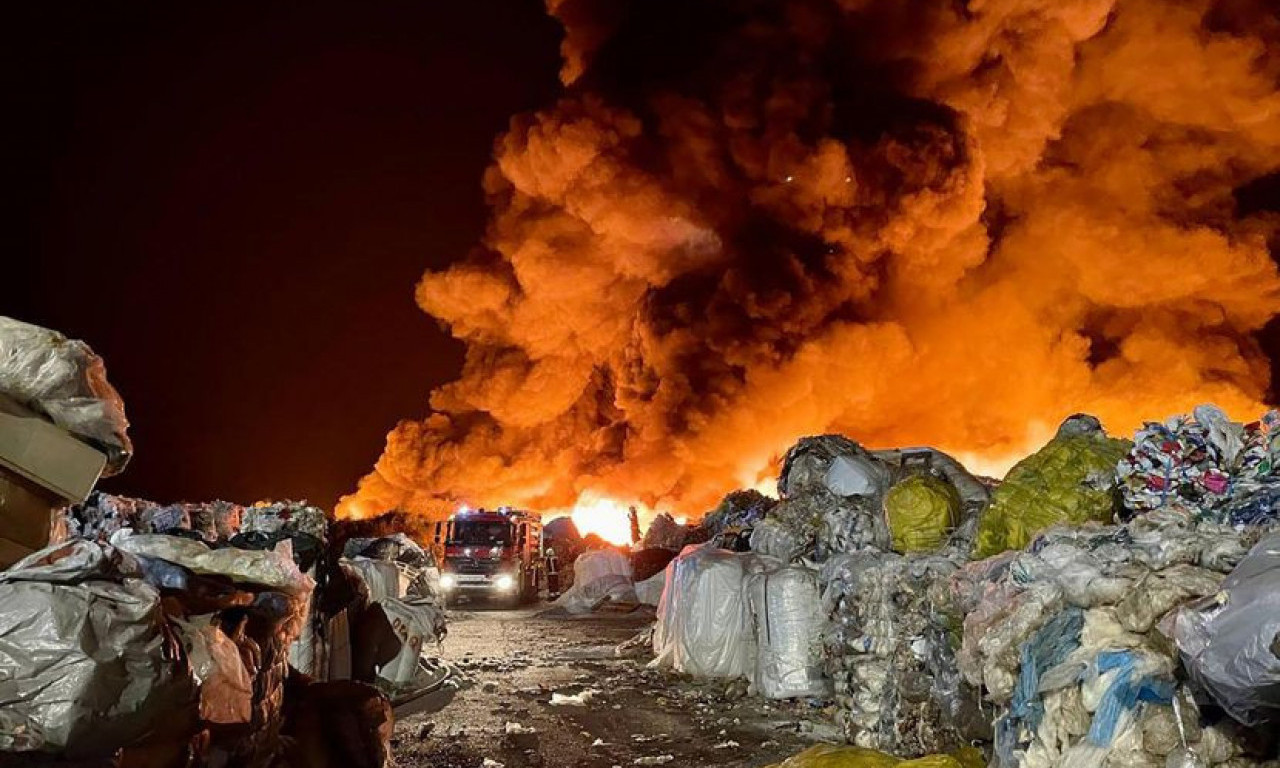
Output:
left=692, top=488, right=777, bottom=548
left=951, top=507, right=1279, bottom=768
left=67, top=492, right=247, bottom=544
left=0, top=536, right=312, bottom=766
left=1118, top=405, right=1280, bottom=529
left=554, top=547, right=638, bottom=613
left=0, top=316, right=132, bottom=474
left=642, top=512, right=690, bottom=551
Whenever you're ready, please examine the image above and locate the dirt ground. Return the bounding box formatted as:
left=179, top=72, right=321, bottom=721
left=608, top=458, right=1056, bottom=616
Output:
left=393, top=602, right=837, bottom=768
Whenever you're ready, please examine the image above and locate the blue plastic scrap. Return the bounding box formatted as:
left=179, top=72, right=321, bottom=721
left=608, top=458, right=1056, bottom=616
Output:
left=1087, top=650, right=1175, bottom=746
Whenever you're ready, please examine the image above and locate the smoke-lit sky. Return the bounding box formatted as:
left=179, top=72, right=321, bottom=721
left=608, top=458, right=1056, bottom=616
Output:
left=8, top=1, right=1280, bottom=516
left=9, top=1, right=562, bottom=506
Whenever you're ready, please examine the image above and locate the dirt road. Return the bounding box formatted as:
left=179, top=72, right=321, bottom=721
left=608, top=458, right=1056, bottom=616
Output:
left=393, top=604, right=834, bottom=768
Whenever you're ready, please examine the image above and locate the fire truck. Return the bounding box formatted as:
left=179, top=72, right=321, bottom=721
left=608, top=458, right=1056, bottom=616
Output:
left=431, top=507, right=543, bottom=606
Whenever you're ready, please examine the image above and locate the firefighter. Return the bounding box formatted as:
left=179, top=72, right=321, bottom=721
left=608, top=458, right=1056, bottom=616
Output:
left=544, top=545, right=561, bottom=599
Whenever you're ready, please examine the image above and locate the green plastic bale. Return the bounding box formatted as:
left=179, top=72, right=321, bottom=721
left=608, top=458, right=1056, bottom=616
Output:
left=885, top=474, right=961, bottom=553
left=971, top=433, right=1131, bottom=559
left=766, top=746, right=967, bottom=768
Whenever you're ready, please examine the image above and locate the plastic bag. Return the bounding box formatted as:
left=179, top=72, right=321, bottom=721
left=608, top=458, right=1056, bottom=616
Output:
left=746, top=562, right=828, bottom=699
left=885, top=474, right=960, bottom=554
left=651, top=545, right=756, bottom=678
left=377, top=597, right=446, bottom=689
left=0, top=316, right=132, bottom=474
left=972, top=427, right=1130, bottom=559
left=1172, top=531, right=1280, bottom=726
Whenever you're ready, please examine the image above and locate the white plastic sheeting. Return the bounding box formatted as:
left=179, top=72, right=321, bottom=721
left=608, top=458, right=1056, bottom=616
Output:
left=555, top=548, right=636, bottom=613
left=0, top=541, right=190, bottom=754
left=635, top=569, right=666, bottom=606
left=746, top=561, right=829, bottom=699
left=346, top=557, right=408, bottom=603
left=651, top=545, right=756, bottom=678
left=0, top=316, right=132, bottom=474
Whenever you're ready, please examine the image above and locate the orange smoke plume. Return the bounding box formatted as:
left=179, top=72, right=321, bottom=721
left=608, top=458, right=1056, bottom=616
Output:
left=337, top=0, right=1280, bottom=522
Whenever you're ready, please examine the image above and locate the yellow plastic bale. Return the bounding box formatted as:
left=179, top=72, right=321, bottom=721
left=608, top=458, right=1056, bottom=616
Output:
left=971, top=433, right=1131, bottom=560
left=766, top=746, right=968, bottom=768
left=885, top=474, right=961, bottom=554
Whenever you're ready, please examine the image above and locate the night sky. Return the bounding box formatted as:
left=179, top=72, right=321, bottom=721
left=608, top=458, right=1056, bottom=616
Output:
left=9, top=2, right=563, bottom=508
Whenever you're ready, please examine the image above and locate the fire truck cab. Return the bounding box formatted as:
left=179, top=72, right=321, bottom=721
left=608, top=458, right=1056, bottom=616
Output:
left=432, top=507, right=542, bottom=606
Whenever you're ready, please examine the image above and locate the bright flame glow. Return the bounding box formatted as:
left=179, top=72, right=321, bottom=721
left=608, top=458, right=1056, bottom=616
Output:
left=674, top=516, right=688, bottom=526
left=569, top=493, right=639, bottom=546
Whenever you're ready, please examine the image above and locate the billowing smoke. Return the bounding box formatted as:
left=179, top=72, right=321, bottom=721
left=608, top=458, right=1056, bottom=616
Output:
left=338, top=0, right=1280, bottom=521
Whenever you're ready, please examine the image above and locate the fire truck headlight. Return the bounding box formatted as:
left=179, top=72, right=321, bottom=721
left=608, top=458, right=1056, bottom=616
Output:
left=439, top=574, right=457, bottom=590
left=494, top=574, right=515, bottom=591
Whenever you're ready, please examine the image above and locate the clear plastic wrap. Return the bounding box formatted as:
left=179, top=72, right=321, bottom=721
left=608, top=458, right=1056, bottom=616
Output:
left=746, top=561, right=828, bottom=699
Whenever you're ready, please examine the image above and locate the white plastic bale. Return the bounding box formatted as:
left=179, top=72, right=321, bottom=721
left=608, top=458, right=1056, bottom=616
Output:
left=745, top=562, right=829, bottom=699
left=651, top=545, right=756, bottom=679
left=554, top=548, right=636, bottom=614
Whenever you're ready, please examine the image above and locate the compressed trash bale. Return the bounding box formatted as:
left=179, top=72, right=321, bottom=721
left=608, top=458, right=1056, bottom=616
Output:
left=0, top=541, right=193, bottom=755
left=746, top=561, right=829, bottom=699
left=751, top=516, right=811, bottom=561
left=0, top=316, right=132, bottom=474
left=885, top=474, right=960, bottom=554
left=651, top=545, right=756, bottom=678
left=821, top=551, right=984, bottom=755
left=1173, top=531, right=1280, bottom=727
left=631, top=547, right=678, bottom=581
left=971, top=422, right=1130, bottom=559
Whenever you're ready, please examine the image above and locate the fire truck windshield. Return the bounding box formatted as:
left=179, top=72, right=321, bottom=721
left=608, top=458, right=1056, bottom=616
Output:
left=450, top=521, right=513, bottom=546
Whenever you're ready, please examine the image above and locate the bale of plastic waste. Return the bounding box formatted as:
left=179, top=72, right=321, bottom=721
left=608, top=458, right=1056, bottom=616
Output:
left=821, top=550, right=984, bottom=755
left=0, top=316, right=132, bottom=474
left=750, top=515, right=811, bottom=561
left=971, top=416, right=1130, bottom=559
left=0, top=541, right=193, bottom=755
left=746, top=561, right=829, bottom=699
left=1119, top=406, right=1280, bottom=525
left=955, top=508, right=1279, bottom=768
left=554, top=548, right=636, bottom=613
left=885, top=474, right=961, bottom=554
left=1172, top=531, right=1280, bottom=727
left=651, top=544, right=756, bottom=678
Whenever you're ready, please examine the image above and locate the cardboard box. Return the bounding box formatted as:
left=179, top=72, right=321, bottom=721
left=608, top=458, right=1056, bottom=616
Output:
left=0, top=395, right=108, bottom=567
